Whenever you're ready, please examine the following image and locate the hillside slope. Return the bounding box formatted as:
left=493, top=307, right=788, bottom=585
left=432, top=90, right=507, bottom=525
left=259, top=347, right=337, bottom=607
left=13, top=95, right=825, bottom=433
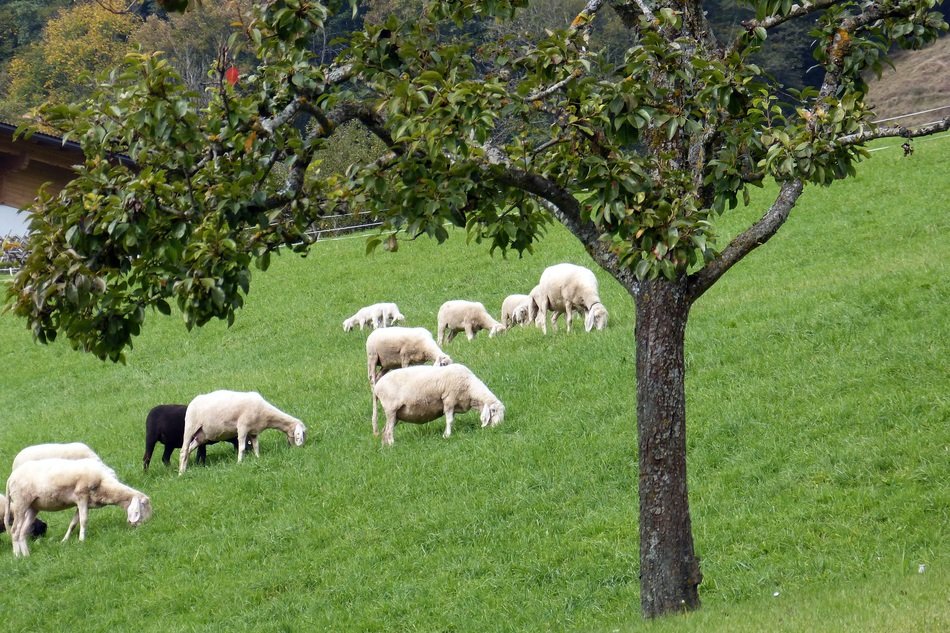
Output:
left=866, top=37, right=950, bottom=127
left=0, top=138, right=947, bottom=631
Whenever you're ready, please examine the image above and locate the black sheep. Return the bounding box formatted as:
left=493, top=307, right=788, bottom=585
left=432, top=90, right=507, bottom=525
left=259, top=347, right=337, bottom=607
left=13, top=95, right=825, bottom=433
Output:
left=143, top=404, right=241, bottom=470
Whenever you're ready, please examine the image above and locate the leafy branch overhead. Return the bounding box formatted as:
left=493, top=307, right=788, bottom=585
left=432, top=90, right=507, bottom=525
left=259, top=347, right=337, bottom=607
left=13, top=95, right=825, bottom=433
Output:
left=7, top=0, right=949, bottom=362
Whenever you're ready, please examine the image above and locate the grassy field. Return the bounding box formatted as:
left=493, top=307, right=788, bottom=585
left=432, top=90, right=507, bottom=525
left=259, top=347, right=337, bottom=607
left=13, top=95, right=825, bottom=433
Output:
left=0, top=135, right=947, bottom=631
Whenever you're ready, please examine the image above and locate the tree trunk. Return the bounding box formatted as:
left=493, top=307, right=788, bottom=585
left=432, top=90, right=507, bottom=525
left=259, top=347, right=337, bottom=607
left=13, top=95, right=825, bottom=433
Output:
left=634, top=277, right=702, bottom=617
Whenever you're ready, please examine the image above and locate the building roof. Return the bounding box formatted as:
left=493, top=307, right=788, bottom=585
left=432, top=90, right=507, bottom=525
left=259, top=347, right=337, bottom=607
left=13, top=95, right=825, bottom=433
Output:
left=0, top=121, right=134, bottom=209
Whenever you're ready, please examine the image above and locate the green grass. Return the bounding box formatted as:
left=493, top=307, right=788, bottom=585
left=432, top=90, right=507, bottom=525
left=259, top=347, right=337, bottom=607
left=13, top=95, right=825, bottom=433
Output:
left=0, top=136, right=948, bottom=631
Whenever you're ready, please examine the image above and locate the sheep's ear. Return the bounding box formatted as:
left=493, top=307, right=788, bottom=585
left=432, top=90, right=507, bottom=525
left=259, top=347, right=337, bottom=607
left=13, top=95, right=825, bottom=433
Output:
left=480, top=404, right=492, bottom=426
left=585, top=310, right=595, bottom=332
left=128, top=497, right=141, bottom=524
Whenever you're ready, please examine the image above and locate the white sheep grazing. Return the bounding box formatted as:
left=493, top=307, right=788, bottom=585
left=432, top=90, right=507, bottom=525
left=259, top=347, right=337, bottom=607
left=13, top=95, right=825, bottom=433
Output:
left=378, top=302, right=406, bottom=327
left=436, top=300, right=505, bottom=345
left=11, top=442, right=103, bottom=472
left=5, top=457, right=152, bottom=557
left=529, top=263, right=608, bottom=334
left=371, top=364, right=505, bottom=446
left=178, top=390, right=307, bottom=474
left=343, top=302, right=406, bottom=332
left=500, top=294, right=532, bottom=329
left=365, top=326, right=452, bottom=385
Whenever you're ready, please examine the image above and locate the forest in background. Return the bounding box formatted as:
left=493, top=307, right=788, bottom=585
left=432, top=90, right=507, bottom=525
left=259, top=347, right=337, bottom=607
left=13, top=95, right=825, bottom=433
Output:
left=3, top=0, right=947, bottom=119
left=0, top=0, right=946, bottom=186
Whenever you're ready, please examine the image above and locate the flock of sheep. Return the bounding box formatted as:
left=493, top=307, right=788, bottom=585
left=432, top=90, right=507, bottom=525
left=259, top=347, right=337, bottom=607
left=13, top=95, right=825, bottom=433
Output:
left=1, top=262, right=608, bottom=557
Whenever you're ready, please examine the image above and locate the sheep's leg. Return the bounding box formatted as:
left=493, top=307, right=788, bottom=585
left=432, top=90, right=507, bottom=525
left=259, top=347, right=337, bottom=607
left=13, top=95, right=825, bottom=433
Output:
left=196, top=443, right=208, bottom=465
left=538, top=297, right=557, bottom=335
left=143, top=438, right=157, bottom=470
left=382, top=412, right=398, bottom=447
left=437, top=323, right=446, bottom=346
left=564, top=303, right=574, bottom=333
left=236, top=430, right=248, bottom=462
left=446, top=329, right=458, bottom=344
left=464, top=325, right=476, bottom=341
left=161, top=443, right=176, bottom=467
left=443, top=408, right=455, bottom=439
left=251, top=435, right=260, bottom=457
left=371, top=394, right=380, bottom=436
left=68, top=500, right=89, bottom=541
left=13, top=508, right=35, bottom=557
left=179, top=428, right=203, bottom=474
left=62, top=511, right=80, bottom=542
left=13, top=521, right=29, bottom=556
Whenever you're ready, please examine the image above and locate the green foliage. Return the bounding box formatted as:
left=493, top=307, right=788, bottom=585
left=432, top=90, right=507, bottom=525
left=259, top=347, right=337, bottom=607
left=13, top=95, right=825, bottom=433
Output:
left=6, top=0, right=948, bottom=363
left=0, top=139, right=947, bottom=630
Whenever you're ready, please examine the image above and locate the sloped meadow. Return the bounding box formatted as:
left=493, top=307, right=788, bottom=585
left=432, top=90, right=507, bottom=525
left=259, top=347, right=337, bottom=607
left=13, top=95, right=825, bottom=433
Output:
left=0, top=136, right=947, bottom=631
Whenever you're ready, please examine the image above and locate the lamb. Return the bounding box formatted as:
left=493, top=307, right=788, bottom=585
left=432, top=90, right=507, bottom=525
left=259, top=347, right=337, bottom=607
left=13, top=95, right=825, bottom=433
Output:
left=500, top=294, right=532, bottom=329
left=343, top=302, right=406, bottom=331
left=5, top=457, right=152, bottom=557
left=436, top=300, right=505, bottom=345
left=371, top=364, right=505, bottom=446
left=529, top=263, right=609, bottom=334
left=143, top=404, right=245, bottom=470
left=365, top=326, right=452, bottom=385
left=11, top=442, right=102, bottom=471
left=178, top=390, right=307, bottom=474
left=0, top=494, right=47, bottom=538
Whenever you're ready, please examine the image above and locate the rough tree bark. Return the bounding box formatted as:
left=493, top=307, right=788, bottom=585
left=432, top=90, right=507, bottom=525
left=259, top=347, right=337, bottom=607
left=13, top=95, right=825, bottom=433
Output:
left=633, top=277, right=702, bottom=615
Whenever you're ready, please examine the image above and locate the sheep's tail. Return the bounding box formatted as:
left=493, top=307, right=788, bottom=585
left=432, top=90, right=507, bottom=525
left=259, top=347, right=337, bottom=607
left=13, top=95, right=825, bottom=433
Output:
left=367, top=350, right=380, bottom=386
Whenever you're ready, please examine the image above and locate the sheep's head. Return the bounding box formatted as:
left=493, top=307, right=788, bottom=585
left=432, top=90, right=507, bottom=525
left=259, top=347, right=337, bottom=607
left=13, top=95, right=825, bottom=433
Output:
left=343, top=318, right=355, bottom=332
left=585, top=303, right=608, bottom=332
left=435, top=354, right=453, bottom=367
left=488, top=323, right=505, bottom=338
left=127, top=496, right=153, bottom=526
left=392, top=312, right=405, bottom=324
left=289, top=423, right=307, bottom=447
left=480, top=401, right=506, bottom=428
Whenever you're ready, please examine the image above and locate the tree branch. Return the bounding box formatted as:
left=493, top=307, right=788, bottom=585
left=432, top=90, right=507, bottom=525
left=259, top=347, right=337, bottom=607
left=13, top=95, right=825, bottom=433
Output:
left=742, top=0, right=841, bottom=32
left=727, top=0, right=842, bottom=56
left=260, top=97, right=305, bottom=135
left=524, top=69, right=583, bottom=102
left=687, top=179, right=804, bottom=303
left=839, top=117, right=950, bottom=145
left=479, top=142, right=640, bottom=292
left=326, top=62, right=354, bottom=85
left=819, top=0, right=920, bottom=98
